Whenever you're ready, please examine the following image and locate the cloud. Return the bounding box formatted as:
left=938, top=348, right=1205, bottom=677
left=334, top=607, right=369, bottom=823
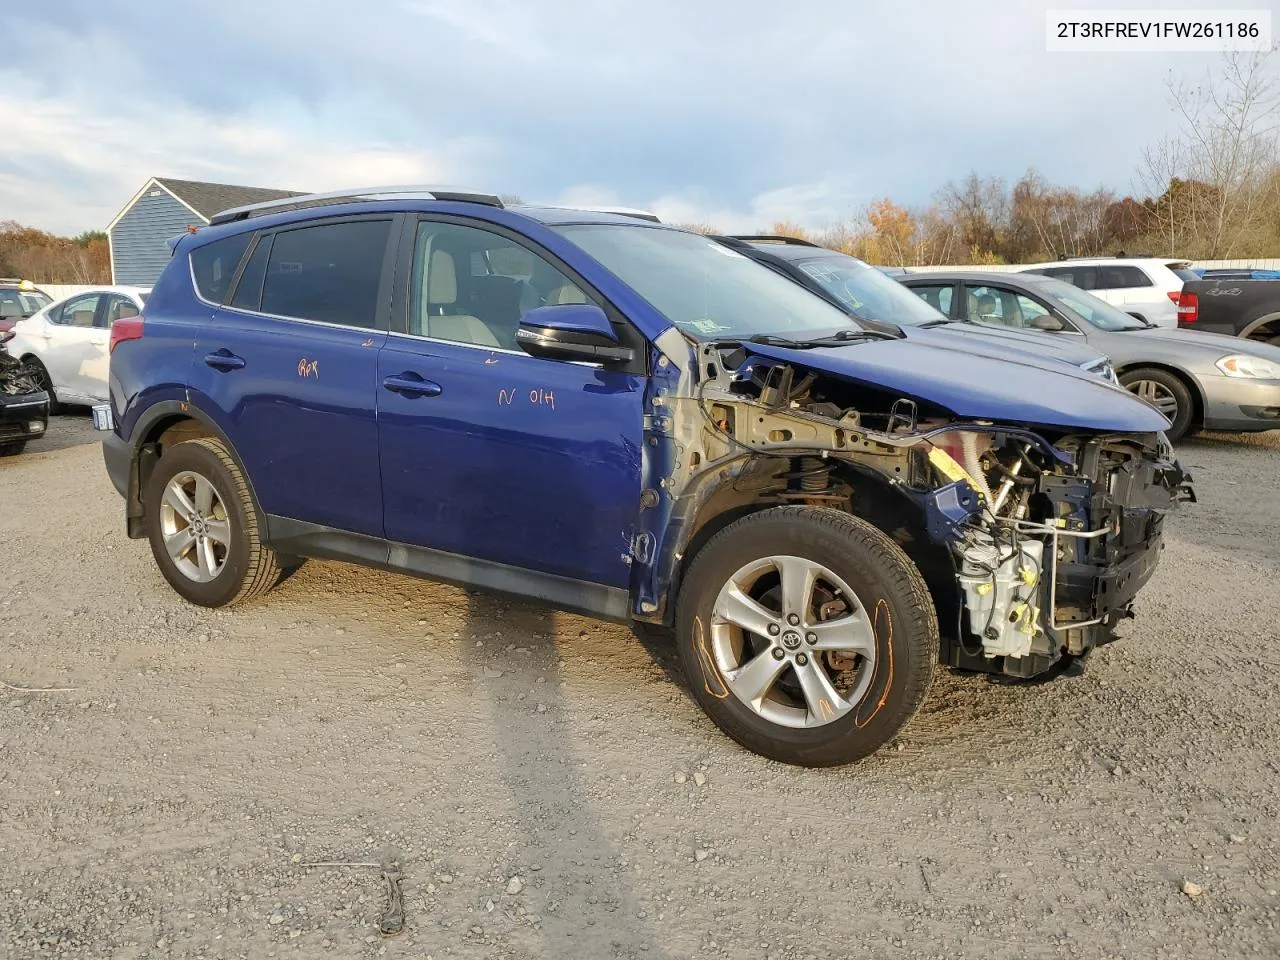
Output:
left=0, top=0, right=1225, bottom=236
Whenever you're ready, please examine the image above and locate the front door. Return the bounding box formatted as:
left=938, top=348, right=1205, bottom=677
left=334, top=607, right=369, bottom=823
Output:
left=377, top=217, right=646, bottom=589
left=44, top=292, right=107, bottom=401
left=187, top=218, right=397, bottom=537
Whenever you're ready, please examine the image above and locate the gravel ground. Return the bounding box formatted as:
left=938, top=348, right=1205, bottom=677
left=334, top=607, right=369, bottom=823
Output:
left=1, top=417, right=1278, bottom=960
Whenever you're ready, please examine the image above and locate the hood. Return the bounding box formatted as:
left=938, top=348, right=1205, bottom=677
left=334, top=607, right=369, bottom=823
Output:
left=903, top=322, right=1104, bottom=369
left=1124, top=326, right=1280, bottom=362
left=743, top=338, right=1170, bottom=433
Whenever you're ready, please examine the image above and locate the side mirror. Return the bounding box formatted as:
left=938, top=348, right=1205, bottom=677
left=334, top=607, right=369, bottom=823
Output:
left=1031, top=314, right=1064, bottom=332
left=516, top=304, right=634, bottom=364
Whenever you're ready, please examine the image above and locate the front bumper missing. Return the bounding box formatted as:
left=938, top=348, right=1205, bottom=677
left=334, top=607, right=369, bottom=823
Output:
left=941, top=443, right=1192, bottom=679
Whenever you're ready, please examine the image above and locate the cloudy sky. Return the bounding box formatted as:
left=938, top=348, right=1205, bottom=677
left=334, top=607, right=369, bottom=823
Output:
left=1, top=0, right=1233, bottom=235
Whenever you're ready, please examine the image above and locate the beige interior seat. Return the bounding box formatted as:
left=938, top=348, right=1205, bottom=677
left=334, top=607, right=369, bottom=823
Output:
left=423, top=250, right=500, bottom=347
left=544, top=283, right=588, bottom=306
left=71, top=309, right=96, bottom=327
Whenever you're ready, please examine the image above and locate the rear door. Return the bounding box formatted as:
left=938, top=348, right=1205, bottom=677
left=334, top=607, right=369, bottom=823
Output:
left=377, top=215, right=646, bottom=589
left=187, top=217, right=398, bottom=537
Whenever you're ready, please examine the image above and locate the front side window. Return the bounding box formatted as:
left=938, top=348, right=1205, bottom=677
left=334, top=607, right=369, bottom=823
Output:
left=259, top=219, right=392, bottom=328
left=55, top=293, right=102, bottom=328
left=1031, top=278, right=1149, bottom=331
left=104, top=295, right=140, bottom=325
left=965, top=285, right=1051, bottom=329
left=557, top=225, right=860, bottom=340
left=410, top=220, right=591, bottom=349
left=793, top=255, right=945, bottom=326
left=191, top=232, right=252, bottom=303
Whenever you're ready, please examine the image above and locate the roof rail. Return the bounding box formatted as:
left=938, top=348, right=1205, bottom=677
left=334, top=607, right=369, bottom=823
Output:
left=209, top=185, right=504, bottom=226
left=576, top=205, right=662, bottom=223
left=730, top=234, right=822, bottom=248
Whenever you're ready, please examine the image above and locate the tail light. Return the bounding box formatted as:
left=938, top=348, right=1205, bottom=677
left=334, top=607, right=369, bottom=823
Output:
left=1169, top=290, right=1198, bottom=323
left=110, top=315, right=145, bottom=352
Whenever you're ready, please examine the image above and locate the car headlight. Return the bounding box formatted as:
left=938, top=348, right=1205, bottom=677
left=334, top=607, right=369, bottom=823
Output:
left=1216, top=355, right=1280, bottom=379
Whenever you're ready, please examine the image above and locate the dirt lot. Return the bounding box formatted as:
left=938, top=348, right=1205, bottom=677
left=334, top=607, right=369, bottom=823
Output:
left=1, top=417, right=1278, bottom=960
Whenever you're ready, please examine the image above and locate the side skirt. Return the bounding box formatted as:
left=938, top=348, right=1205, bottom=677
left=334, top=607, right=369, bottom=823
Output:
left=265, top=515, right=633, bottom=623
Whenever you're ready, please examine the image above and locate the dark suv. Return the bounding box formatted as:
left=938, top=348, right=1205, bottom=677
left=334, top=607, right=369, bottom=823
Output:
left=98, top=187, right=1191, bottom=767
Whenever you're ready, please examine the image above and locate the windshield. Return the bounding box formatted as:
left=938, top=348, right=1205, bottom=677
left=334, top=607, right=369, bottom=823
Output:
left=1032, top=277, right=1149, bottom=330
left=0, top=290, right=51, bottom=316
left=556, top=225, right=860, bottom=340
left=793, top=255, right=944, bottom=326
left=1168, top=263, right=1200, bottom=283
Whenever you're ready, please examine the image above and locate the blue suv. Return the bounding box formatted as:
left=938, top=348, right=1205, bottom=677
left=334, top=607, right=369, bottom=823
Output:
left=99, top=188, right=1192, bottom=767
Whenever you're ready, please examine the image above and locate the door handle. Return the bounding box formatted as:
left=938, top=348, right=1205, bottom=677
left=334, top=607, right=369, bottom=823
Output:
left=382, top=373, right=442, bottom=398
left=204, top=350, right=246, bottom=371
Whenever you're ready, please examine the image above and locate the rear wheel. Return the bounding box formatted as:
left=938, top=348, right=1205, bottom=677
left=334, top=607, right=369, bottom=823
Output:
left=675, top=506, right=937, bottom=767
left=1120, top=367, right=1194, bottom=441
left=143, top=437, right=286, bottom=607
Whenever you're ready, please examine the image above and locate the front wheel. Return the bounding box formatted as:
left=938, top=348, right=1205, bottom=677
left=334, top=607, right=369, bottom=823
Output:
left=675, top=506, right=937, bottom=767
left=143, top=437, right=287, bottom=607
left=25, top=358, right=61, bottom=415
left=1120, top=367, right=1194, bottom=441
left=0, top=441, right=27, bottom=457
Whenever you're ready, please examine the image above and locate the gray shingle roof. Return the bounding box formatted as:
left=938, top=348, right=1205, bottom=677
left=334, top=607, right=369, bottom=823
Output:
left=155, top=178, right=306, bottom=221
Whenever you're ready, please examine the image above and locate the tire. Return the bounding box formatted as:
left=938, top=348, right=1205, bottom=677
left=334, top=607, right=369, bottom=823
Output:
left=0, top=441, right=26, bottom=457
left=143, top=436, right=286, bottom=607
left=25, top=358, right=60, bottom=415
left=1120, top=367, right=1195, bottom=442
left=675, top=506, right=937, bottom=767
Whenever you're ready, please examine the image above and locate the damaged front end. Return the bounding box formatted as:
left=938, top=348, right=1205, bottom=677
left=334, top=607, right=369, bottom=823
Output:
left=0, top=338, right=49, bottom=448
left=636, top=334, right=1194, bottom=680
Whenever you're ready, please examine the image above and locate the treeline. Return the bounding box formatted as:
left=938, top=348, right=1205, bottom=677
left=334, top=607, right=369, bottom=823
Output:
left=687, top=50, right=1280, bottom=265
left=0, top=222, right=110, bottom=283
left=700, top=164, right=1280, bottom=267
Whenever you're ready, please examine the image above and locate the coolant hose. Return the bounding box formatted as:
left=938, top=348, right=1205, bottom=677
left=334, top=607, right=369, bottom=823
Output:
left=960, top=432, right=994, bottom=505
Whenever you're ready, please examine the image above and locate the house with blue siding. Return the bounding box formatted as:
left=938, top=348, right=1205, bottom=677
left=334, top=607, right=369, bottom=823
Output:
left=107, top=177, right=303, bottom=285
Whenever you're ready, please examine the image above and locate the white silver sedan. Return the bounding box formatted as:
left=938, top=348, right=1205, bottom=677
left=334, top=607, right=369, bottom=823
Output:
left=7, top=286, right=149, bottom=409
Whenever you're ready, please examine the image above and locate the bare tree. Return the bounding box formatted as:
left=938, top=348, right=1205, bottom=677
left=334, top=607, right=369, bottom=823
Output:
left=1139, top=47, right=1280, bottom=257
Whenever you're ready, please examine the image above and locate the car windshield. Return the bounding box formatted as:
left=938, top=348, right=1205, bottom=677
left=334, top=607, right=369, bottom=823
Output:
left=1, top=290, right=51, bottom=315
left=556, top=225, right=862, bottom=340
left=793, top=255, right=944, bottom=326
left=1032, top=277, right=1150, bottom=331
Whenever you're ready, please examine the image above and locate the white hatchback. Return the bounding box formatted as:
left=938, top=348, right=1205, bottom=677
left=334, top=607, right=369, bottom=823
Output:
left=7, top=286, right=149, bottom=409
left=1018, top=258, right=1198, bottom=328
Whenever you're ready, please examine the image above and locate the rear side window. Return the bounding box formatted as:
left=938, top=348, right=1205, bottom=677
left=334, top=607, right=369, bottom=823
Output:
left=1097, top=265, right=1152, bottom=289
left=191, top=233, right=252, bottom=303
left=1042, top=266, right=1099, bottom=290
left=909, top=284, right=953, bottom=314
left=259, top=219, right=392, bottom=328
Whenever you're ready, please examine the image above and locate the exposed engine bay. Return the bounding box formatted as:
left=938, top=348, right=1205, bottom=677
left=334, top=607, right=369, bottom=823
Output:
left=637, top=337, right=1195, bottom=679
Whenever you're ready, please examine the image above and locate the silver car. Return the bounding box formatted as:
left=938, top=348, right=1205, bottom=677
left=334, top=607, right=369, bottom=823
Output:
left=899, top=271, right=1280, bottom=441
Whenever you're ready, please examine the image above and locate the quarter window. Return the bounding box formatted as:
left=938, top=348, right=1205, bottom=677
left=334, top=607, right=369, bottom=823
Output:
left=259, top=219, right=392, bottom=328
left=409, top=220, right=591, bottom=349
left=191, top=233, right=252, bottom=303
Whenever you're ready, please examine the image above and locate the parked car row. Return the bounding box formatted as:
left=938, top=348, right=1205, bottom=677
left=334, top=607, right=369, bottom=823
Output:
left=93, top=187, right=1196, bottom=767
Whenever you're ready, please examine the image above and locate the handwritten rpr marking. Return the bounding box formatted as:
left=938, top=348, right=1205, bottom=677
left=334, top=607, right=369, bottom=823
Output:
left=297, top=358, right=319, bottom=379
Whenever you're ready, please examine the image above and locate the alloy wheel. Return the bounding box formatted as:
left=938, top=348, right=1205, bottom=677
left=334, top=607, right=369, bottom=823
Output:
left=709, top=555, right=877, bottom=729
left=1127, top=379, right=1180, bottom=420
left=159, top=471, right=232, bottom=582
